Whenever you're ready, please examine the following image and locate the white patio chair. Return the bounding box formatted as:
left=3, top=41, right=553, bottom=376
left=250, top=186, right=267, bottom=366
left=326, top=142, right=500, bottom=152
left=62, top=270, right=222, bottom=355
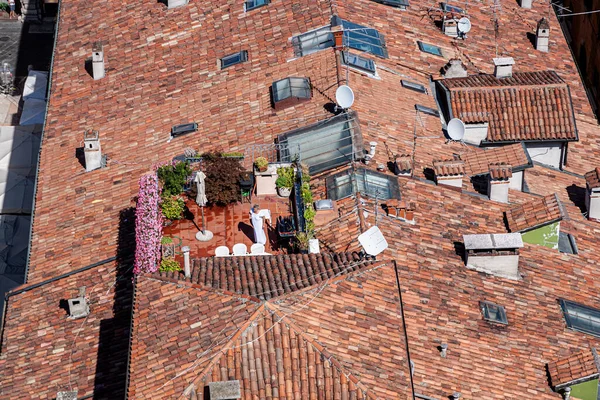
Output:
left=250, top=243, right=265, bottom=255
left=232, top=243, right=248, bottom=256
left=215, top=246, right=230, bottom=257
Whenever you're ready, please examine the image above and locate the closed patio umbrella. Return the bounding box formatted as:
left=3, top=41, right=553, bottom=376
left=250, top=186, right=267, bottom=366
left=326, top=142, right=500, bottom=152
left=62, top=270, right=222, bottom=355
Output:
left=194, top=171, right=213, bottom=241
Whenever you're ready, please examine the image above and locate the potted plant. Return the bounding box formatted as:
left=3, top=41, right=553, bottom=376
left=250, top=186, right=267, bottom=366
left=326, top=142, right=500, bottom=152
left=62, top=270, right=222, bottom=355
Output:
left=275, top=166, right=295, bottom=197
left=295, top=231, right=313, bottom=254
left=254, top=157, right=268, bottom=173
left=160, top=195, right=185, bottom=221
left=159, top=258, right=182, bottom=273
left=221, top=151, right=244, bottom=159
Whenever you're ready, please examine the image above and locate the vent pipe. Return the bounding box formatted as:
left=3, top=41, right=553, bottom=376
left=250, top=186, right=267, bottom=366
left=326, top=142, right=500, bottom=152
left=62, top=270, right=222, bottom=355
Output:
left=365, top=141, right=377, bottom=164
left=440, top=343, right=448, bottom=358
left=563, top=387, right=571, bottom=400
left=182, top=246, right=191, bottom=278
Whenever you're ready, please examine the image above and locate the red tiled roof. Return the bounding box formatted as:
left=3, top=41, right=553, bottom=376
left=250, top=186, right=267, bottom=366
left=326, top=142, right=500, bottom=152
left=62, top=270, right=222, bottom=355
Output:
left=547, top=349, right=600, bottom=389
left=153, top=252, right=370, bottom=300
left=433, top=159, right=465, bottom=176
left=395, top=154, right=413, bottom=173
left=489, top=163, right=512, bottom=180
left=463, top=143, right=532, bottom=176
left=585, top=168, right=600, bottom=189
left=441, top=71, right=578, bottom=143
left=505, top=193, right=563, bottom=232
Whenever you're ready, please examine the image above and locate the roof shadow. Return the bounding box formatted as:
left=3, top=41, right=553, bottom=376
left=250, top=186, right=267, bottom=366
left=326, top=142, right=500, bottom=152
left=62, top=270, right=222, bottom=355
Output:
left=566, top=183, right=587, bottom=215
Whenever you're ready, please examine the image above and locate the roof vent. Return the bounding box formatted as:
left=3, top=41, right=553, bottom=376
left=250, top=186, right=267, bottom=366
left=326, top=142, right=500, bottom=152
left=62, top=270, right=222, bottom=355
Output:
left=208, top=380, right=241, bottom=400
left=536, top=18, right=550, bottom=52
left=170, top=122, right=198, bottom=140
left=67, top=286, right=90, bottom=319
left=493, top=57, right=514, bottom=79
left=56, top=392, right=78, bottom=400
left=441, top=58, right=467, bottom=78
left=167, top=0, right=189, bottom=8
left=463, top=233, right=524, bottom=279
left=83, top=129, right=104, bottom=172
left=520, top=0, right=532, bottom=8
left=91, top=42, right=105, bottom=80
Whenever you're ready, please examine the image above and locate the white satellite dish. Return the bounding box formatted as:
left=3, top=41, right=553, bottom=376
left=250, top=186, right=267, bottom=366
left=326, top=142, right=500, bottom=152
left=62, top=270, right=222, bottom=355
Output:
left=447, top=118, right=466, bottom=141
left=335, top=85, right=355, bottom=109
left=458, top=17, right=472, bottom=34
left=358, top=226, right=388, bottom=256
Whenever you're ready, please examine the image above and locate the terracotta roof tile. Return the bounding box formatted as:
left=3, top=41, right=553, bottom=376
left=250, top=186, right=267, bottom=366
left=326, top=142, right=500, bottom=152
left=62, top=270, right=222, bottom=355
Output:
left=395, top=154, right=413, bottom=173
left=489, top=163, right=512, bottom=181
left=505, top=193, right=563, bottom=232
left=463, top=143, right=532, bottom=176
left=433, top=158, right=466, bottom=176
left=441, top=71, right=578, bottom=143
left=585, top=168, right=600, bottom=189
left=547, top=349, right=600, bottom=389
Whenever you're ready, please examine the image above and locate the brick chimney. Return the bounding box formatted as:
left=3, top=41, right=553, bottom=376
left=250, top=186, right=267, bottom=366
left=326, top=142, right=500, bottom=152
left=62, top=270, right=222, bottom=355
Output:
left=488, top=163, right=512, bottom=203
left=585, top=167, right=600, bottom=221
left=536, top=18, right=550, bottom=52
left=91, top=42, right=105, bottom=80
left=493, top=57, right=515, bottom=79
left=463, top=233, right=524, bottom=279
left=433, top=158, right=465, bottom=188
left=520, top=0, right=532, bottom=8
left=331, top=25, right=344, bottom=49
left=441, top=59, right=468, bottom=78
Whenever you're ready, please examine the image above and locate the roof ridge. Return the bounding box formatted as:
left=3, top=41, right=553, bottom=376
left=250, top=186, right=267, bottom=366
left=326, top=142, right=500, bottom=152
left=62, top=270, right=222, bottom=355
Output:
left=266, top=304, right=379, bottom=400
left=448, top=83, right=568, bottom=91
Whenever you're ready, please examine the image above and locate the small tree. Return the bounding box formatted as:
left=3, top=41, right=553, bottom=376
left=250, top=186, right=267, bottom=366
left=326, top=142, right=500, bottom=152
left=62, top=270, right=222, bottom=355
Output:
left=203, top=153, right=244, bottom=205
left=134, top=174, right=163, bottom=274
left=157, top=161, right=191, bottom=197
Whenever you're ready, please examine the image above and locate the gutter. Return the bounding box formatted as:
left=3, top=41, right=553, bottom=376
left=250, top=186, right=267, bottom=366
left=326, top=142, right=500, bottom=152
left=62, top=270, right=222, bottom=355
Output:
left=23, top=0, right=62, bottom=283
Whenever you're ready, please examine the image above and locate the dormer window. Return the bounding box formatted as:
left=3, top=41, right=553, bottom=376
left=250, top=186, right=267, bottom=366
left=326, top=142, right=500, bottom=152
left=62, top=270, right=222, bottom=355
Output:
left=342, top=52, right=376, bottom=75
left=401, top=80, right=427, bottom=93
left=480, top=301, right=508, bottom=325
left=292, top=26, right=334, bottom=57
left=370, top=0, right=409, bottom=9
left=244, top=0, right=269, bottom=12
left=272, top=77, right=312, bottom=110
left=220, top=51, right=248, bottom=69
left=441, top=2, right=463, bottom=13
left=418, top=41, right=443, bottom=57
left=340, top=19, right=388, bottom=58
left=560, top=299, right=600, bottom=338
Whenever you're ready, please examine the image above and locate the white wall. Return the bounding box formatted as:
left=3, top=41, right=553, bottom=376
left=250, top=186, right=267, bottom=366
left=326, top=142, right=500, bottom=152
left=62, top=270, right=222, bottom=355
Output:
left=588, top=187, right=600, bottom=220
left=509, top=170, right=523, bottom=191
left=466, top=254, right=520, bottom=280
left=437, top=176, right=463, bottom=188
left=463, top=123, right=489, bottom=146
left=525, top=142, right=564, bottom=169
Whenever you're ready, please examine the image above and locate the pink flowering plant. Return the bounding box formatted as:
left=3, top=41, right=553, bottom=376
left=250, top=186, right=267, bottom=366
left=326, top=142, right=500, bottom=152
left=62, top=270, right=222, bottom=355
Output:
left=134, top=173, right=163, bottom=274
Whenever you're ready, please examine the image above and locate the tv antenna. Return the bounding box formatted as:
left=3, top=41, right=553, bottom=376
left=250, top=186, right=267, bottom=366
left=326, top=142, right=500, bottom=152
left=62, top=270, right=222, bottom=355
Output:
left=335, top=85, right=355, bottom=111
left=447, top=118, right=466, bottom=143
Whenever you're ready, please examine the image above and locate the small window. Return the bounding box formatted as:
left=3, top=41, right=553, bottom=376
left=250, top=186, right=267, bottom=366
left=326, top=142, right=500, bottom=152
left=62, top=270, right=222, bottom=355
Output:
left=326, top=168, right=400, bottom=200
left=244, top=0, right=269, bottom=11
left=480, top=301, right=508, bottom=325
left=220, top=50, right=248, bottom=69
left=342, top=52, right=376, bottom=74
left=415, top=104, right=439, bottom=117
left=340, top=19, right=388, bottom=58
left=560, top=299, right=600, bottom=338
left=441, top=2, right=463, bottom=13
left=292, top=26, right=334, bottom=57
left=371, top=0, right=409, bottom=9
left=272, top=77, right=312, bottom=109
left=401, top=80, right=427, bottom=93
left=417, top=41, right=443, bottom=57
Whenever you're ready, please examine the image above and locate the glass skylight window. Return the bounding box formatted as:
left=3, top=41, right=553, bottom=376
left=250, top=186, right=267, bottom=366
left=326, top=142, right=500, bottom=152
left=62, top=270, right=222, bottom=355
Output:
left=480, top=301, right=508, bottom=325
left=560, top=299, right=600, bottom=338
left=401, top=80, right=427, bottom=93
left=415, top=104, right=440, bottom=117
left=272, top=77, right=312, bottom=109
left=220, top=51, right=248, bottom=69
left=441, top=2, right=463, bottom=13
left=342, top=52, right=376, bottom=74
left=341, top=20, right=388, bottom=58
left=291, top=26, right=334, bottom=57
left=418, top=41, right=443, bottom=57
left=326, top=168, right=400, bottom=200
left=244, top=0, right=269, bottom=11
left=371, top=0, right=409, bottom=9
left=278, top=113, right=362, bottom=175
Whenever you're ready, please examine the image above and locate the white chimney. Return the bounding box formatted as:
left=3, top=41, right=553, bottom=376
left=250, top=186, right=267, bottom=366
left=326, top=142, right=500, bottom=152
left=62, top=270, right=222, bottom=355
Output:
left=182, top=246, right=191, bottom=278
left=441, top=59, right=468, bottom=78
left=67, top=286, right=90, bottom=319
left=433, top=158, right=465, bottom=188
left=443, top=18, right=458, bottom=38
left=167, top=0, right=189, bottom=8
left=520, top=0, right=533, bottom=8
left=488, top=163, right=512, bottom=203
left=536, top=18, right=550, bottom=52
left=585, top=168, right=600, bottom=221
left=92, top=42, right=105, bottom=80
left=493, top=57, right=515, bottom=79
left=463, top=233, right=524, bottom=280
left=365, top=141, right=377, bottom=164
left=84, top=130, right=103, bottom=172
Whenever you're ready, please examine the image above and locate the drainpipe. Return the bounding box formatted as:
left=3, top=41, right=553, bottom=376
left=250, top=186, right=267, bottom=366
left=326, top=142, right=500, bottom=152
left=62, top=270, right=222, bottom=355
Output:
left=182, top=246, right=191, bottom=278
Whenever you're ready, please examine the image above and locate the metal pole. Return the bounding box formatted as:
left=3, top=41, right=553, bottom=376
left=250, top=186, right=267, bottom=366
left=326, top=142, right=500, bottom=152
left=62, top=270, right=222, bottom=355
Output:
left=201, top=206, right=206, bottom=234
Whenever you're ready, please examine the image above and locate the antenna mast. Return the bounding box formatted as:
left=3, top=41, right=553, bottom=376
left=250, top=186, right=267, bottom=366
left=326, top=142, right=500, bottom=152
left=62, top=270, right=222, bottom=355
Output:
left=491, top=0, right=501, bottom=57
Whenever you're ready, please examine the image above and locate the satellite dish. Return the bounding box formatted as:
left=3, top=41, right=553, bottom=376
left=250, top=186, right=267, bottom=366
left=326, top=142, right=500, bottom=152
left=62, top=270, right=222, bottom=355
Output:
left=358, top=226, right=388, bottom=256
left=335, top=85, right=355, bottom=109
left=458, top=17, right=472, bottom=34
left=447, top=118, right=466, bottom=141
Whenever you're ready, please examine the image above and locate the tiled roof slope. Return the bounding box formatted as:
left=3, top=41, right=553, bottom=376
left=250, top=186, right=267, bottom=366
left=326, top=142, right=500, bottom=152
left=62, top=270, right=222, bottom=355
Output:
left=433, top=159, right=465, bottom=176
left=547, top=348, right=600, bottom=389
left=505, top=193, right=563, bottom=232
left=585, top=168, right=600, bottom=189
left=463, top=143, right=532, bottom=176
left=489, top=163, right=512, bottom=180
left=153, top=252, right=369, bottom=300
left=0, top=262, right=131, bottom=399
left=441, top=71, right=578, bottom=143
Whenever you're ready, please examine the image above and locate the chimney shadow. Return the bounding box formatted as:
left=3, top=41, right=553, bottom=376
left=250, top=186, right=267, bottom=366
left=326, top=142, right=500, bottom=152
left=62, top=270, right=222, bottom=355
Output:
left=453, top=241, right=466, bottom=263
left=470, top=175, right=489, bottom=195
left=157, top=0, right=168, bottom=6
left=84, top=57, right=94, bottom=78
left=423, top=167, right=436, bottom=182
left=324, top=102, right=341, bottom=114
left=566, top=184, right=587, bottom=214
left=75, top=146, right=86, bottom=169
left=526, top=32, right=536, bottom=48
left=58, top=299, right=70, bottom=316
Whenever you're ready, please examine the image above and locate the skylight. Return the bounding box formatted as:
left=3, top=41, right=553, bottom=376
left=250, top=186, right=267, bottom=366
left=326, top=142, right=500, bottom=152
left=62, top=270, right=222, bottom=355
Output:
left=560, top=299, right=600, bottom=338
left=418, top=41, right=443, bottom=57
left=371, top=0, right=409, bottom=9
left=326, top=168, right=400, bottom=200
left=341, top=20, right=388, bottom=58
left=441, top=2, right=463, bottom=13
left=271, top=77, right=312, bottom=109
left=278, top=112, right=362, bottom=175
left=401, top=80, right=427, bottom=93
left=342, top=52, right=376, bottom=75
left=415, top=104, right=440, bottom=117
left=480, top=301, right=508, bottom=325
left=220, top=51, right=248, bottom=69
left=291, top=26, right=334, bottom=57
left=244, top=0, right=269, bottom=11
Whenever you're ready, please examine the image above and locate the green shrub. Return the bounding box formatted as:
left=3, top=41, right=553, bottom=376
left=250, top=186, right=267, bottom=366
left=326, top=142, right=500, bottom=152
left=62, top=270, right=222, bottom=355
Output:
left=0, top=3, right=8, bottom=12
left=301, top=182, right=313, bottom=205
left=159, top=258, right=181, bottom=272
left=221, top=151, right=244, bottom=158
left=157, top=161, right=191, bottom=197
left=160, top=236, right=173, bottom=245
left=276, top=166, right=295, bottom=189
left=160, top=196, right=185, bottom=220
left=295, top=231, right=314, bottom=251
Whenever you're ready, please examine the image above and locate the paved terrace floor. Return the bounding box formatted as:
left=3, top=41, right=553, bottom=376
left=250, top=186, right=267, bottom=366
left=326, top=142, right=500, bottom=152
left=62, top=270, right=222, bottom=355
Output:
left=163, top=195, right=293, bottom=260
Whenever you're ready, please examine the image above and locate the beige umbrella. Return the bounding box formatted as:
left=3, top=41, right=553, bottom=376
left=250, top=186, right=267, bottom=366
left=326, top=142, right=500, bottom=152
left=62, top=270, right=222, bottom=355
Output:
left=194, top=171, right=213, bottom=241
